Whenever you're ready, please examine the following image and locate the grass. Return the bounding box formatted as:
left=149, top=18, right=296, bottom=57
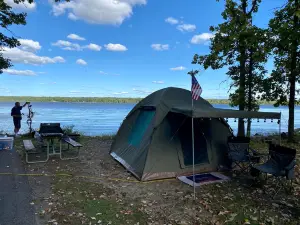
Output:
left=96, top=133, right=116, bottom=141
left=51, top=178, right=146, bottom=225
left=15, top=134, right=300, bottom=224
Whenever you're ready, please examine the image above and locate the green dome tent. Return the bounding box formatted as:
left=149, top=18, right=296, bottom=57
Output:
left=110, top=87, right=281, bottom=181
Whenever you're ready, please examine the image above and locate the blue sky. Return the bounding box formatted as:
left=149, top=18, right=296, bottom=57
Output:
left=1, top=0, right=285, bottom=98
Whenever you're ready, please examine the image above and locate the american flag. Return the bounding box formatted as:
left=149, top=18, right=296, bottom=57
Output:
left=191, top=75, right=202, bottom=100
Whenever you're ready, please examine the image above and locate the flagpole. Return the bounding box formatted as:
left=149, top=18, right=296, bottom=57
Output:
left=188, top=70, right=199, bottom=201
left=192, top=91, right=196, bottom=200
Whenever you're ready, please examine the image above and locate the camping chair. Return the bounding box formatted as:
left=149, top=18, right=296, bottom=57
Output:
left=227, top=136, right=261, bottom=174
left=252, top=144, right=296, bottom=196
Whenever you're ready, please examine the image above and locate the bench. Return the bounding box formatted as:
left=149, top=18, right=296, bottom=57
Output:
left=61, top=136, right=82, bottom=160
left=23, top=140, right=49, bottom=163
left=23, top=140, right=35, bottom=151
left=62, top=137, right=82, bottom=147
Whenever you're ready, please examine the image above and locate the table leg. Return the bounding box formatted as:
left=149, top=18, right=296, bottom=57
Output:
left=47, top=140, right=50, bottom=155
left=51, top=139, right=55, bottom=154
left=59, top=140, right=62, bottom=158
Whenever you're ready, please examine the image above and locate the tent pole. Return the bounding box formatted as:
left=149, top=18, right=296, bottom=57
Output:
left=192, top=96, right=196, bottom=200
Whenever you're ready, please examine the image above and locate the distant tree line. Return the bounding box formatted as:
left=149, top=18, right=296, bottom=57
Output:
left=0, top=96, right=142, bottom=104
left=0, top=96, right=278, bottom=105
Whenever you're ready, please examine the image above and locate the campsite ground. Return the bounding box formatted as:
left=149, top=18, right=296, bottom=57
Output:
left=13, top=136, right=300, bottom=225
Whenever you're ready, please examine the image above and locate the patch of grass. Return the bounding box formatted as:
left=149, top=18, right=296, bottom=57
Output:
left=84, top=199, right=145, bottom=225
left=96, top=133, right=116, bottom=141
left=51, top=178, right=147, bottom=225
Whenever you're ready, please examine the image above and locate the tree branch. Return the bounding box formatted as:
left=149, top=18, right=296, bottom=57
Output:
left=248, top=0, right=258, bottom=15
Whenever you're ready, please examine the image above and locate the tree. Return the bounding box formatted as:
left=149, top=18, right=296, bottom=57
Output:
left=192, top=0, right=264, bottom=137
left=0, top=0, right=66, bottom=74
left=262, top=0, right=300, bottom=142
left=229, top=25, right=269, bottom=136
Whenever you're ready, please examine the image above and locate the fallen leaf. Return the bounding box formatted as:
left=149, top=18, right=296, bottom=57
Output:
left=218, top=211, right=231, bottom=215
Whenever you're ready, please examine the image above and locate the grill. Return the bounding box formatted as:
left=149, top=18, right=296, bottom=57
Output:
left=39, top=123, right=64, bottom=134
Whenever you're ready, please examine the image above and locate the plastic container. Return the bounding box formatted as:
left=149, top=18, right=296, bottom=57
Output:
left=0, top=137, right=14, bottom=151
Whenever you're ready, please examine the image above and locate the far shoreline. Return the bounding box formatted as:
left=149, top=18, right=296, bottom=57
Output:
left=0, top=96, right=277, bottom=105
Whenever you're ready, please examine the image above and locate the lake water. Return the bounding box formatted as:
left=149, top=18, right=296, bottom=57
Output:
left=0, top=102, right=297, bottom=136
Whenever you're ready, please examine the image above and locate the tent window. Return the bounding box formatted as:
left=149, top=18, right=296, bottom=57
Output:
left=128, top=109, right=155, bottom=146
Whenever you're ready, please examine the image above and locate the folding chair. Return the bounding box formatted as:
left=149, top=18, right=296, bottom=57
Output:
left=227, top=136, right=261, bottom=174
left=252, top=144, right=296, bottom=196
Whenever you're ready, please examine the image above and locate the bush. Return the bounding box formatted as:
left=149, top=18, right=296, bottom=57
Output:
left=62, top=125, right=83, bottom=135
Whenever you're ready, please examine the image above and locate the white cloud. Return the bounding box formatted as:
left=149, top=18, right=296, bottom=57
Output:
left=104, top=43, right=128, bottom=52
left=52, top=40, right=82, bottom=51
left=5, top=0, right=36, bottom=11
left=151, top=44, right=169, bottom=51
left=52, top=40, right=102, bottom=51
left=170, top=66, right=186, bottom=71
left=3, top=69, right=36, bottom=76
left=152, top=81, right=164, bottom=84
left=85, top=43, right=102, bottom=51
left=52, top=56, right=65, bottom=63
left=99, top=71, right=120, bottom=76
left=191, top=33, right=215, bottom=44
left=132, top=88, right=152, bottom=94
left=69, top=90, right=81, bottom=93
left=177, top=24, right=196, bottom=32
left=68, top=12, right=78, bottom=20
left=40, top=82, right=57, bottom=85
left=113, top=91, right=129, bottom=95
left=2, top=47, right=65, bottom=65
left=76, top=59, right=87, bottom=65
left=18, top=39, right=41, bottom=52
left=51, top=0, right=146, bottom=25
left=165, top=17, right=179, bottom=25
left=67, top=33, right=85, bottom=41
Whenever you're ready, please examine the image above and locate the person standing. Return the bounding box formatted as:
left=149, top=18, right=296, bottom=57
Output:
left=11, top=102, right=29, bottom=137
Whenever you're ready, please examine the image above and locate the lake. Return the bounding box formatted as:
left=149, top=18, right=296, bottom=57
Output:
left=0, top=102, right=297, bottom=136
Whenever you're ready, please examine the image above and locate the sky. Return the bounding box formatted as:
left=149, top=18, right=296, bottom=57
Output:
left=0, top=0, right=285, bottom=98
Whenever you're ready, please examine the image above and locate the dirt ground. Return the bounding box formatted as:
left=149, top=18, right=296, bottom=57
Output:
left=14, top=137, right=300, bottom=225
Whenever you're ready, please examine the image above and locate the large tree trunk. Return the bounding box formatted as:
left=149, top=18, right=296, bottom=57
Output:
left=238, top=48, right=246, bottom=137
left=247, top=49, right=254, bottom=137
left=288, top=0, right=299, bottom=142
left=238, top=0, right=247, bottom=137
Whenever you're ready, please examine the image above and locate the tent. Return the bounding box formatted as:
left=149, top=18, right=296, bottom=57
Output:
left=110, top=87, right=281, bottom=181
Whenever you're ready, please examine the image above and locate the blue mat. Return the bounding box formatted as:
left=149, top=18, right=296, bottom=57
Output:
left=178, top=172, right=229, bottom=187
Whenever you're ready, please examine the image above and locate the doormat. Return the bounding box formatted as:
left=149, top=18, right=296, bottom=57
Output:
left=177, top=172, right=230, bottom=187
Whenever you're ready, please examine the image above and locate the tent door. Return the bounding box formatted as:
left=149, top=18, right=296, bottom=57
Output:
left=177, top=117, right=209, bottom=168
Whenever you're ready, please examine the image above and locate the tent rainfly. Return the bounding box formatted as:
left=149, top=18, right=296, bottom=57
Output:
left=110, top=87, right=281, bottom=181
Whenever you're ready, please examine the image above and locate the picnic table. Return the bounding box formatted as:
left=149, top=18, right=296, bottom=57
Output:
left=23, top=123, right=82, bottom=163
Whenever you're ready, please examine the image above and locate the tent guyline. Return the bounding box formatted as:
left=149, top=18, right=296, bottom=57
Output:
left=110, top=87, right=281, bottom=181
